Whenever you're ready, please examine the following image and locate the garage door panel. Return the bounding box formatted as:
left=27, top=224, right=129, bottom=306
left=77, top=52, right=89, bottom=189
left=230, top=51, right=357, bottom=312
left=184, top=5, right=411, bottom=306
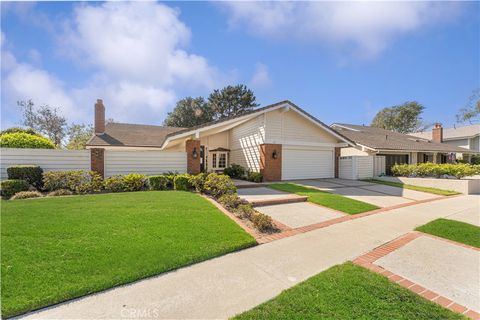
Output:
left=282, top=147, right=334, bottom=180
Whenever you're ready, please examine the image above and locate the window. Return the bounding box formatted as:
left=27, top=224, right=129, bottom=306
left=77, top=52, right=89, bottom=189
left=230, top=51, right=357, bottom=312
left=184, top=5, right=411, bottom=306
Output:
left=212, top=153, right=217, bottom=169
left=218, top=153, right=226, bottom=168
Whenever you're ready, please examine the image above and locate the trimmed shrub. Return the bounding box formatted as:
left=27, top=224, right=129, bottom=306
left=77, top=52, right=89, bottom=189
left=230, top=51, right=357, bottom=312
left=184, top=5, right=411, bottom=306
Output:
left=47, top=189, right=74, bottom=197
left=104, top=175, right=124, bottom=192
left=0, top=127, right=41, bottom=136
left=43, top=170, right=104, bottom=193
left=0, top=132, right=55, bottom=149
left=11, top=191, right=43, bottom=200
left=391, top=163, right=480, bottom=179
left=122, top=173, right=147, bottom=191
left=174, top=174, right=192, bottom=191
left=252, top=212, right=274, bottom=232
left=471, top=156, right=480, bottom=165
left=218, top=193, right=242, bottom=211
left=7, top=165, right=43, bottom=188
left=189, top=172, right=209, bottom=192
left=1, top=179, right=29, bottom=199
left=223, top=164, right=246, bottom=179
left=247, top=171, right=263, bottom=183
left=148, top=175, right=169, bottom=190
left=235, top=203, right=255, bottom=220
left=204, top=173, right=237, bottom=198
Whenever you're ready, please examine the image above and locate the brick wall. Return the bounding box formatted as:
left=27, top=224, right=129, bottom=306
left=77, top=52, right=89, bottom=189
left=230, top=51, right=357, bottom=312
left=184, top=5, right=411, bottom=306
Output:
left=260, top=144, right=282, bottom=182
left=90, top=148, right=105, bottom=178
left=186, top=139, right=201, bottom=174
left=334, top=147, right=341, bottom=178
left=94, top=99, right=105, bottom=134
left=432, top=123, right=443, bottom=143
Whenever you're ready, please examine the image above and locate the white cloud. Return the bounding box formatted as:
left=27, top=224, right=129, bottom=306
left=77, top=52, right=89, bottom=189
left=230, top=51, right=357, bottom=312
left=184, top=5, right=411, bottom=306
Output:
left=250, top=63, right=271, bottom=88
left=221, top=2, right=461, bottom=58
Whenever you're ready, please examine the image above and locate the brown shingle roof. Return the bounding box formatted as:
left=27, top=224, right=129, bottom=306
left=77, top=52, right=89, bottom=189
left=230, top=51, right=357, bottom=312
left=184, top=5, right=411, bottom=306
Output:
left=87, top=123, right=185, bottom=148
left=332, top=123, right=475, bottom=153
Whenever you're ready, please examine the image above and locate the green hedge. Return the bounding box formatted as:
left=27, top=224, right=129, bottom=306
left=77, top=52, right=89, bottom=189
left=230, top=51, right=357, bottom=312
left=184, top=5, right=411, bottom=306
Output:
left=391, top=163, right=480, bottom=179
left=7, top=165, right=43, bottom=188
left=174, top=174, right=192, bottom=191
left=0, top=132, right=55, bottom=149
left=43, top=170, right=103, bottom=193
left=148, top=175, right=170, bottom=190
left=0, top=180, right=30, bottom=199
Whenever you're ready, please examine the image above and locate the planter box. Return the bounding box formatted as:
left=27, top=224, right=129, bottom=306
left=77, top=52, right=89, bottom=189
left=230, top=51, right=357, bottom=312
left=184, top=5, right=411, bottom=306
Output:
left=376, top=176, right=480, bottom=195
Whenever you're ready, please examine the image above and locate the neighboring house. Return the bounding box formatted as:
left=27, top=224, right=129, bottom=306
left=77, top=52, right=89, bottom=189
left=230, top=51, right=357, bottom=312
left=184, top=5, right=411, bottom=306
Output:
left=330, top=123, right=476, bottom=175
left=86, top=100, right=355, bottom=181
left=410, top=124, right=480, bottom=160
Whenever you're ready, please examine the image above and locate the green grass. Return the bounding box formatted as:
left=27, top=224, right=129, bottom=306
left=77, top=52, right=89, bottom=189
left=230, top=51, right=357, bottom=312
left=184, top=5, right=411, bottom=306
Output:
left=1, top=191, right=256, bottom=318
left=364, top=179, right=460, bottom=196
left=416, top=219, right=480, bottom=248
left=234, top=263, right=465, bottom=320
left=269, top=183, right=379, bottom=214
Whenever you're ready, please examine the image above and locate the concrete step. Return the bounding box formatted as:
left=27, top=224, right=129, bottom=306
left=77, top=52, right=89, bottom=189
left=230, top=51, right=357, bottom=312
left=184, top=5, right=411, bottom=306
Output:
left=250, top=195, right=308, bottom=207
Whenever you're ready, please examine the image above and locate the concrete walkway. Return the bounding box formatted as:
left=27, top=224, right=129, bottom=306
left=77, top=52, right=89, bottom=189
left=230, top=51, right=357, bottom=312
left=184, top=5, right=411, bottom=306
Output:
left=21, top=195, right=479, bottom=320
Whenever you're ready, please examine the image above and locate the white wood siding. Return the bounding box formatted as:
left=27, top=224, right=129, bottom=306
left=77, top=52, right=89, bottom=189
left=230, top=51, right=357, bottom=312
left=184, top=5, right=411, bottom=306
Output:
left=0, top=148, right=90, bottom=179
left=229, top=115, right=265, bottom=172
left=282, top=146, right=334, bottom=180
left=338, top=157, right=353, bottom=180
left=356, top=156, right=374, bottom=179
left=339, top=156, right=376, bottom=180
left=105, top=150, right=186, bottom=177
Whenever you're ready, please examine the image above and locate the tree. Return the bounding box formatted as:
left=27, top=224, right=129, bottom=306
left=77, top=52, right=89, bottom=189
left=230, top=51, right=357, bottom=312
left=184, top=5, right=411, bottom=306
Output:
left=208, top=84, right=259, bottom=120
left=18, top=100, right=67, bottom=147
left=371, top=101, right=428, bottom=133
left=164, top=97, right=214, bottom=128
left=456, top=89, right=480, bottom=124
left=65, top=123, right=94, bottom=150
left=0, top=132, right=55, bottom=149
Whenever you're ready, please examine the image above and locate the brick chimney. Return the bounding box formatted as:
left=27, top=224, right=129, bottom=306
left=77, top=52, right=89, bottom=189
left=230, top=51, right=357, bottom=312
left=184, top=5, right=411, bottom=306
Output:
left=94, top=99, right=105, bottom=134
left=432, top=123, right=443, bottom=143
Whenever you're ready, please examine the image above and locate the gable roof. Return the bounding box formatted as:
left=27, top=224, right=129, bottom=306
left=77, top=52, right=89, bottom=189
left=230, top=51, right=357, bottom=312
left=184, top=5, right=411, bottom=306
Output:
left=331, top=123, right=475, bottom=153
left=87, top=123, right=185, bottom=148
left=410, top=124, right=480, bottom=141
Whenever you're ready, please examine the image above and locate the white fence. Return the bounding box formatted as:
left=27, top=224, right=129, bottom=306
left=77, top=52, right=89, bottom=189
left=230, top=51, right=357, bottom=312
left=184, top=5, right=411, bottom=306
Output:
left=104, top=150, right=186, bottom=177
left=339, top=156, right=385, bottom=180
left=0, top=148, right=90, bottom=179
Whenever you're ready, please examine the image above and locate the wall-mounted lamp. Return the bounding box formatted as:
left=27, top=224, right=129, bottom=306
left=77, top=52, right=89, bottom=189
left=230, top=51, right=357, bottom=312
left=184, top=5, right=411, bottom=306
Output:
left=192, top=147, right=198, bottom=159
left=272, top=150, right=278, bottom=159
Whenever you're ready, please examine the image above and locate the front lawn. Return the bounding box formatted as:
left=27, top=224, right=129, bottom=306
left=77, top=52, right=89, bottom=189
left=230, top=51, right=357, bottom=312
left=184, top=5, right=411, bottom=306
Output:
left=416, top=218, right=480, bottom=248
left=1, top=191, right=256, bottom=318
left=364, top=179, right=460, bottom=196
left=269, top=183, right=379, bottom=214
left=234, top=263, right=465, bottom=320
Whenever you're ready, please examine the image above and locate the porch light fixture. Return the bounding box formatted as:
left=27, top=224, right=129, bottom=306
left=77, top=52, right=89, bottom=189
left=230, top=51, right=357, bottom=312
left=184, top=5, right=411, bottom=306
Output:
left=192, top=147, right=198, bottom=159
left=272, top=150, right=278, bottom=159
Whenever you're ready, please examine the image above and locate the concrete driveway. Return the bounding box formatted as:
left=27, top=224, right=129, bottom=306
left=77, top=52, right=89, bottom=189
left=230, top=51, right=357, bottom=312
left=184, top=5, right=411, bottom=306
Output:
left=237, top=187, right=307, bottom=206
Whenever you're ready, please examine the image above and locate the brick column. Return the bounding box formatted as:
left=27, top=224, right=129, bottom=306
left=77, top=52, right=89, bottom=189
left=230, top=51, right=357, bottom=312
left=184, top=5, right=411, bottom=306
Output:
left=260, top=144, right=282, bottom=182
left=334, top=147, right=341, bottom=178
left=91, top=148, right=105, bottom=178
left=186, top=139, right=201, bottom=175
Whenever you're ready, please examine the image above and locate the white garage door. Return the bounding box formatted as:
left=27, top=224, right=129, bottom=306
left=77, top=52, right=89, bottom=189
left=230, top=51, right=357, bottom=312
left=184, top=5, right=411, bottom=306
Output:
left=282, top=146, right=334, bottom=180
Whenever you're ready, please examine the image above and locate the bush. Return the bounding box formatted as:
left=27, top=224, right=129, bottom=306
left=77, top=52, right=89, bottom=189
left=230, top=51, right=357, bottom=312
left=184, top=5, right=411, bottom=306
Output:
left=189, top=172, right=209, bottom=192
left=0, top=132, right=55, bottom=149
left=235, top=203, right=255, bottom=220
left=218, top=193, right=242, bottom=210
left=204, top=173, right=237, bottom=198
left=148, top=175, right=170, bottom=190
left=223, top=164, right=246, bottom=179
left=11, top=191, right=43, bottom=200
left=252, top=212, right=274, bottom=232
left=0, top=179, right=29, bottom=199
left=7, top=165, right=43, bottom=188
left=47, top=189, right=73, bottom=197
left=104, top=175, right=124, bottom=192
left=0, top=127, right=41, bottom=136
left=174, top=174, right=192, bottom=191
left=471, top=156, right=480, bottom=165
left=43, top=170, right=104, bottom=193
left=247, top=171, right=263, bottom=183
left=391, top=163, right=480, bottom=179
left=122, top=173, right=147, bottom=191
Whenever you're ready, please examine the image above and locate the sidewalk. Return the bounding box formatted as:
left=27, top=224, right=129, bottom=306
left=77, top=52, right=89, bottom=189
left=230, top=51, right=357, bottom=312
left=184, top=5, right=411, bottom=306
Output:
left=21, top=195, right=478, bottom=319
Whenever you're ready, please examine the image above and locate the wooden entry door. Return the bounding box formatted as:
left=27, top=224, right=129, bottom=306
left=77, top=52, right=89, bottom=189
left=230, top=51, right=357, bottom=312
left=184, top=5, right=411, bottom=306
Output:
left=379, top=154, right=409, bottom=175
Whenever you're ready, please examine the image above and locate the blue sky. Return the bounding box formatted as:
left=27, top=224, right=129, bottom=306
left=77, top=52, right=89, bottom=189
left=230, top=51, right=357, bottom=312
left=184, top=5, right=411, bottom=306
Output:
left=1, top=1, right=479, bottom=130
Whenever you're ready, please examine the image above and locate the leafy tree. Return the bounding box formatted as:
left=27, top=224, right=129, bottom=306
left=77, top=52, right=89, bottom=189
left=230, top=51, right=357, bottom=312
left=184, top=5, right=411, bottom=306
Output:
left=456, top=89, right=480, bottom=124
left=0, top=127, right=41, bottom=136
left=18, top=100, right=67, bottom=147
left=65, top=123, right=94, bottom=150
left=371, top=101, right=428, bottom=133
left=164, top=97, right=214, bottom=128
left=0, top=132, right=55, bottom=149
left=208, top=84, right=259, bottom=120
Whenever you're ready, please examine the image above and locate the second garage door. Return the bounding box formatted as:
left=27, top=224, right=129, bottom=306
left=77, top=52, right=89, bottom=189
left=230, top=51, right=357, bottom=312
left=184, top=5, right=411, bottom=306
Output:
left=282, top=146, right=334, bottom=180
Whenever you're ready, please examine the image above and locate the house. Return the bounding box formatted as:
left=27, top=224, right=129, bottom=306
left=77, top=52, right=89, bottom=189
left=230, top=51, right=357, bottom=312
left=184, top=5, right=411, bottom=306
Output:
left=330, top=123, right=477, bottom=175
left=410, top=124, right=479, bottom=161
left=86, top=99, right=356, bottom=181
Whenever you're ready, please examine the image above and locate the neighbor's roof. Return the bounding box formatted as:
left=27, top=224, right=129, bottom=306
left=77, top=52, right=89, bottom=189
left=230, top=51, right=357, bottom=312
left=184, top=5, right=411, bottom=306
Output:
left=410, top=124, right=480, bottom=141
left=87, top=123, right=185, bottom=148
left=331, top=123, right=475, bottom=153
